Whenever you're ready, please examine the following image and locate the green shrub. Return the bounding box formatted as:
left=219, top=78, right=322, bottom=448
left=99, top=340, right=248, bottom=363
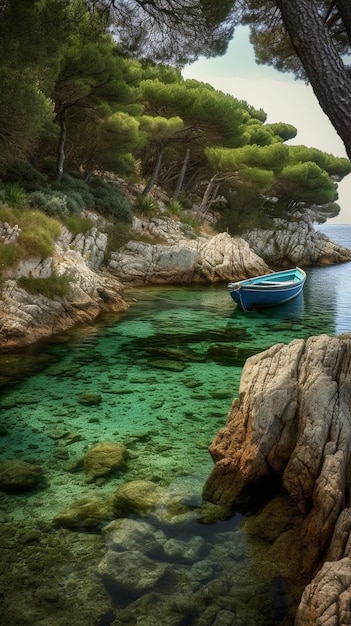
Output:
left=91, top=180, right=132, bottom=222
left=0, top=205, right=17, bottom=223
left=167, top=199, right=183, bottom=215
left=18, top=272, right=70, bottom=299
left=63, top=214, right=94, bottom=236
left=28, top=191, right=69, bottom=217
left=104, top=221, right=134, bottom=257
left=43, top=193, right=69, bottom=217
left=18, top=210, right=62, bottom=258
left=134, top=194, right=158, bottom=216
left=28, top=191, right=50, bottom=211
left=166, top=200, right=200, bottom=235
left=4, top=183, right=27, bottom=208
left=0, top=243, right=23, bottom=269
left=58, top=174, right=95, bottom=209
left=5, top=160, right=48, bottom=192
left=64, top=191, right=86, bottom=214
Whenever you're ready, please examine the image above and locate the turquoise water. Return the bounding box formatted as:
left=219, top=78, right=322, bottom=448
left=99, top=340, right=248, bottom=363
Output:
left=1, top=224, right=351, bottom=625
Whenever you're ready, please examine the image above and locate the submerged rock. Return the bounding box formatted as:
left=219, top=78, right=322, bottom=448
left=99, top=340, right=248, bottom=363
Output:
left=83, top=441, right=127, bottom=483
left=98, top=549, right=170, bottom=596
left=53, top=494, right=116, bottom=530
left=102, top=518, right=167, bottom=556
left=112, top=480, right=167, bottom=517
left=77, top=392, right=102, bottom=406
left=0, top=459, right=44, bottom=491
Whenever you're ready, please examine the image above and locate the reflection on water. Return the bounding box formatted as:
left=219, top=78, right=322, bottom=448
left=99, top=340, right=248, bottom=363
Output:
left=1, top=241, right=351, bottom=624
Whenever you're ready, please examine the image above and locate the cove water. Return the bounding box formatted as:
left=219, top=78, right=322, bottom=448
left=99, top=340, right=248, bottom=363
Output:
left=1, top=224, right=350, bottom=625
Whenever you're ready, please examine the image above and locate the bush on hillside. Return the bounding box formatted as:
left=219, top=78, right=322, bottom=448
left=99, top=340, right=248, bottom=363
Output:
left=90, top=180, right=132, bottom=222
left=134, top=194, right=158, bottom=216
left=4, top=183, right=27, bottom=209
left=18, top=272, right=70, bottom=298
left=63, top=214, right=94, bottom=236
left=4, top=160, right=49, bottom=192
left=0, top=242, right=24, bottom=269
left=58, top=174, right=95, bottom=209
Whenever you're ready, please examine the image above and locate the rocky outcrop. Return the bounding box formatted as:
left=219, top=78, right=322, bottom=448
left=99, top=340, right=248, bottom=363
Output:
left=203, top=333, right=351, bottom=625
left=109, top=231, right=271, bottom=285
left=244, top=209, right=351, bottom=266
left=0, top=270, right=127, bottom=351
left=1, top=212, right=351, bottom=352
left=0, top=222, right=128, bottom=351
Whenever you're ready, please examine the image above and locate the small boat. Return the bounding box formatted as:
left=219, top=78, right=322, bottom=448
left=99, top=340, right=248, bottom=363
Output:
left=228, top=267, right=306, bottom=311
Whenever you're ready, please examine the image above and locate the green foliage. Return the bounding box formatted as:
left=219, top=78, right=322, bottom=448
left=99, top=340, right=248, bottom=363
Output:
left=90, top=181, right=132, bottom=221
left=167, top=200, right=183, bottom=215
left=58, top=174, right=95, bottom=209
left=17, top=210, right=61, bottom=258
left=267, top=123, right=297, bottom=142
left=166, top=200, right=200, bottom=235
left=0, top=243, right=24, bottom=270
left=139, top=115, right=184, bottom=141
left=208, top=143, right=290, bottom=175
left=104, top=221, right=135, bottom=256
left=4, top=183, right=27, bottom=209
left=0, top=205, right=61, bottom=261
left=29, top=191, right=69, bottom=217
left=0, top=1, right=348, bottom=228
left=4, top=160, right=49, bottom=191
left=288, top=146, right=351, bottom=181
left=277, top=162, right=338, bottom=204
left=63, top=214, right=94, bottom=236
left=215, top=187, right=274, bottom=235
left=134, top=195, right=159, bottom=216
left=18, top=273, right=70, bottom=299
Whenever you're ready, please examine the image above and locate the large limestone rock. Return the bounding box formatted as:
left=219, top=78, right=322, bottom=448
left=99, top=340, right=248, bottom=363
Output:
left=244, top=210, right=351, bottom=266
left=203, top=333, right=351, bottom=625
left=109, top=231, right=271, bottom=286
left=0, top=220, right=128, bottom=351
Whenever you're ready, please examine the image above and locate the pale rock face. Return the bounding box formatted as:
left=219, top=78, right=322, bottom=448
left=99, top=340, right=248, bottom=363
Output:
left=58, top=225, right=108, bottom=271
left=0, top=216, right=129, bottom=349
left=203, top=332, right=351, bottom=625
left=244, top=212, right=351, bottom=266
left=109, top=232, right=270, bottom=285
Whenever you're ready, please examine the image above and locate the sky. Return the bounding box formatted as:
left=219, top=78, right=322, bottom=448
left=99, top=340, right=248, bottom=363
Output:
left=182, top=26, right=351, bottom=224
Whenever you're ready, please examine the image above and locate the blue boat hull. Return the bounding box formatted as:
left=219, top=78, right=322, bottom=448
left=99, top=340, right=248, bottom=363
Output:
left=228, top=267, right=306, bottom=311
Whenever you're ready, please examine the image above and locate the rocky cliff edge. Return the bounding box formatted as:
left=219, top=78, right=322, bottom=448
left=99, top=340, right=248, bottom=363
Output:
left=203, top=333, right=351, bottom=625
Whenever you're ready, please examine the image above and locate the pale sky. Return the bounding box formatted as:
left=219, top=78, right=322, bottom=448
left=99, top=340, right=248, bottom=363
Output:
left=183, top=26, right=351, bottom=224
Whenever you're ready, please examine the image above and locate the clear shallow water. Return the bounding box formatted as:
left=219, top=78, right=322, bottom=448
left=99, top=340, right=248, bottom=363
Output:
left=1, top=224, right=351, bottom=625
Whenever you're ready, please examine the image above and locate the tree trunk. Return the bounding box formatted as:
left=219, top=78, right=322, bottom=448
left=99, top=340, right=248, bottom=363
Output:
left=142, top=143, right=164, bottom=196
left=56, top=109, right=67, bottom=185
left=198, top=175, right=218, bottom=216
left=275, top=0, right=351, bottom=160
left=173, top=146, right=190, bottom=199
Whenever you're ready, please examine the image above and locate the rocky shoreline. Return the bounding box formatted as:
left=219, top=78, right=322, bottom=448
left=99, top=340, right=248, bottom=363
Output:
left=1, top=210, right=351, bottom=625
left=1, top=209, right=351, bottom=352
